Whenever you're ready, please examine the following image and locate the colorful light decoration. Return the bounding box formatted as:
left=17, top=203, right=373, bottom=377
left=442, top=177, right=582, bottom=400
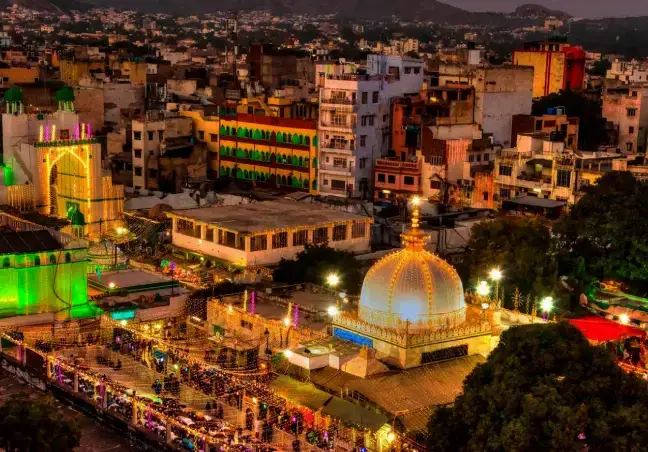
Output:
left=476, top=280, right=490, bottom=297
left=86, top=123, right=92, bottom=139
left=250, top=291, right=256, bottom=314
left=44, top=126, right=50, bottom=142
left=39, top=124, right=44, bottom=142
left=74, top=123, right=80, bottom=140
left=81, top=123, right=86, bottom=139
left=293, top=304, right=299, bottom=327
left=51, top=125, right=56, bottom=141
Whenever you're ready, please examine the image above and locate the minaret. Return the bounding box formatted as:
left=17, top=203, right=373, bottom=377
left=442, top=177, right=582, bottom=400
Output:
left=401, top=196, right=428, bottom=252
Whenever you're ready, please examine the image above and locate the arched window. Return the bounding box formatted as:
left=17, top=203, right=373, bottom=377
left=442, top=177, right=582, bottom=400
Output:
left=313, top=136, right=318, bottom=147
left=276, top=132, right=283, bottom=143
left=304, top=136, right=310, bottom=146
left=304, top=157, right=309, bottom=168
left=220, top=125, right=227, bottom=135
left=293, top=134, right=302, bottom=145
left=312, top=180, right=318, bottom=190
left=49, top=254, right=56, bottom=264
left=34, top=255, right=41, bottom=266
left=65, top=252, right=71, bottom=263
left=2, top=257, right=10, bottom=268
left=312, top=157, right=318, bottom=168
left=220, top=145, right=227, bottom=156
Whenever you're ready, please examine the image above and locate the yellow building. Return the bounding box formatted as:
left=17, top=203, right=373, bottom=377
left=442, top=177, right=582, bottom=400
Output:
left=182, top=108, right=319, bottom=194
left=60, top=59, right=106, bottom=86
left=0, top=66, right=39, bottom=85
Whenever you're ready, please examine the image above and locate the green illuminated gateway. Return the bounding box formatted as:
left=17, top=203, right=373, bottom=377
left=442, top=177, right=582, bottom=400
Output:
left=0, top=211, right=95, bottom=319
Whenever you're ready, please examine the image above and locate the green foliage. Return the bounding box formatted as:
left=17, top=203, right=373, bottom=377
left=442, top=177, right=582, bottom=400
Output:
left=555, top=172, right=648, bottom=296
left=532, top=91, right=608, bottom=151
left=272, top=244, right=363, bottom=295
left=428, top=322, right=648, bottom=451
left=0, top=393, right=81, bottom=452
left=588, top=59, right=612, bottom=77
left=466, top=217, right=558, bottom=304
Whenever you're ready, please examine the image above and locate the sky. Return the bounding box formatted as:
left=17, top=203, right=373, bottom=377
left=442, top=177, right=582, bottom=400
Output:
left=444, top=0, right=648, bottom=18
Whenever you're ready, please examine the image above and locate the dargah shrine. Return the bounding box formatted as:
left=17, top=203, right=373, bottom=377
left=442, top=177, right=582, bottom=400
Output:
left=0, top=87, right=124, bottom=239
left=333, top=198, right=499, bottom=369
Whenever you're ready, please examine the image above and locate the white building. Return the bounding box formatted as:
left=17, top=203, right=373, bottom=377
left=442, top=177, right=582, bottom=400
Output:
left=606, top=60, right=648, bottom=84
left=167, top=200, right=373, bottom=267
left=318, top=55, right=424, bottom=198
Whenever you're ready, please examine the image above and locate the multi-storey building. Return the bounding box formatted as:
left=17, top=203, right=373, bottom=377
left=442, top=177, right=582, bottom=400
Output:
left=493, top=133, right=626, bottom=207
left=513, top=39, right=586, bottom=97
left=603, top=82, right=648, bottom=154
left=437, top=64, right=534, bottom=147
left=512, top=109, right=580, bottom=150
left=218, top=113, right=319, bottom=194
left=131, top=112, right=194, bottom=190
left=606, top=60, right=648, bottom=84
left=318, top=55, right=424, bottom=198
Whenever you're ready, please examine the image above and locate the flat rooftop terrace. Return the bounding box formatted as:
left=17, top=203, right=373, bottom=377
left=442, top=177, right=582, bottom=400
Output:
left=168, top=200, right=370, bottom=234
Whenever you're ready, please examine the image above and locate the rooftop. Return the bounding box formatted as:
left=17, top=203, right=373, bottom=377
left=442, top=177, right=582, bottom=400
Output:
left=0, top=229, right=62, bottom=254
left=168, top=200, right=371, bottom=234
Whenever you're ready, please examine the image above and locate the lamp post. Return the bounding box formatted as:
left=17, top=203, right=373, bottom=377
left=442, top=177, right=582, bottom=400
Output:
left=489, top=268, right=502, bottom=305
left=476, top=280, right=490, bottom=298
left=326, top=273, right=340, bottom=302
left=541, top=296, right=553, bottom=321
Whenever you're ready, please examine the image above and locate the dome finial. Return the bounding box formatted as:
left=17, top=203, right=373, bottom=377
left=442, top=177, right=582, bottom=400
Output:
left=402, top=196, right=427, bottom=251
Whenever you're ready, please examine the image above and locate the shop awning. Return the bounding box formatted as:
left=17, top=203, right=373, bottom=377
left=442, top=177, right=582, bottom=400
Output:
left=568, top=316, right=646, bottom=343
left=321, top=397, right=388, bottom=431
left=269, top=375, right=331, bottom=411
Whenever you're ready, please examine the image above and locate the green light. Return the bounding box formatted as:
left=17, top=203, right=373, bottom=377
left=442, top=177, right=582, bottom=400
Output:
left=111, top=309, right=136, bottom=321
left=3, top=166, right=14, bottom=186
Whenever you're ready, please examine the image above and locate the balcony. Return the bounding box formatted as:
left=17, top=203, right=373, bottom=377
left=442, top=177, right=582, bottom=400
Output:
left=375, top=158, right=420, bottom=172
left=320, top=98, right=359, bottom=111
left=319, top=163, right=354, bottom=176
left=320, top=142, right=355, bottom=155
left=319, top=121, right=357, bottom=133
left=505, top=174, right=553, bottom=191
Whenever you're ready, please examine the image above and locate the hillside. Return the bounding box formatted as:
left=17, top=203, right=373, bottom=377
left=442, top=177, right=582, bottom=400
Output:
left=512, top=3, right=571, bottom=19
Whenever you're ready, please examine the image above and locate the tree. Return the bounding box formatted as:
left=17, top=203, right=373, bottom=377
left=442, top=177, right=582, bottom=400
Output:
left=428, top=322, right=648, bottom=451
left=466, top=217, right=558, bottom=304
left=588, top=59, right=612, bottom=77
left=532, top=90, right=608, bottom=150
left=272, top=244, right=363, bottom=294
left=554, top=171, right=648, bottom=296
left=0, top=392, right=81, bottom=451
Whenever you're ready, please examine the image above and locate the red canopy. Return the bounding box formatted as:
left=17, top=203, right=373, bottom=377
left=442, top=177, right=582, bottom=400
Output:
left=568, top=316, right=646, bottom=343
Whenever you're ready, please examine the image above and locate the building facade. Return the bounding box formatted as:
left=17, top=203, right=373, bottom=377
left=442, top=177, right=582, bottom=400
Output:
left=512, top=110, right=580, bottom=150
left=513, top=40, right=586, bottom=98
left=167, top=201, right=372, bottom=267
left=602, top=83, right=648, bottom=154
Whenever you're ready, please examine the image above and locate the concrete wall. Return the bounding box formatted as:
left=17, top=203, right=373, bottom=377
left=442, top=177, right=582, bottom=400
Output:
left=104, top=83, right=145, bottom=127
left=74, top=86, right=104, bottom=131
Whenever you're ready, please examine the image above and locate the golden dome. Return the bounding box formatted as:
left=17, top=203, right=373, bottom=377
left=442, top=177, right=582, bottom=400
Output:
left=358, top=198, right=465, bottom=331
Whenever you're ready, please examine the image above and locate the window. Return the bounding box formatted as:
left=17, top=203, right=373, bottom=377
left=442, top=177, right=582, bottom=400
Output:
left=421, top=344, right=467, bottom=364
left=476, top=154, right=481, bottom=162
left=627, top=142, right=634, bottom=153
left=313, top=227, right=328, bottom=244
left=361, top=116, right=368, bottom=126
left=49, top=255, right=56, bottom=264
left=632, top=91, right=638, bottom=97
left=134, top=166, right=142, bottom=176
left=360, top=135, right=367, bottom=147
left=359, top=157, right=367, bottom=169
left=199, top=130, right=205, bottom=140
left=206, top=227, right=214, bottom=242
left=65, top=252, right=71, bottom=263
left=333, top=225, right=347, bottom=241
left=149, top=169, right=158, bottom=178
left=293, top=230, right=308, bottom=246
left=387, top=175, right=396, bottom=184
left=271, top=232, right=288, bottom=249
left=333, top=158, right=347, bottom=168
left=404, top=176, right=415, bottom=185
left=468, top=154, right=474, bottom=163
left=630, top=126, right=635, bottom=134
left=498, top=165, right=512, bottom=176
left=33, top=256, right=40, bottom=266
left=378, top=173, right=386, bottom=182
left=404, top=67, right=412, bottom=74
left=251, top=235, right=268, bottom=251
left=134, top=149, right=142, bottom=158
left=148, top=131, right=154, bottom=140
left=484, top=153, right=490, bottom=162
left=483, top=192, right=489, bottom=201
left=368, top=116, right=375, bottom=126
left=210, top=133, right=218, bottom=142
left=628, top=108, right=637, bottom=117
left=2, top=257, right=9, bottom=268
left=535, top=119, right=543, bottom=130
left=159, top=130, right=164, bottom=140
left=500, top=188, right=511, bottom=199
left=361, top=92, right=368, bottom=104
left=414, top=67, right=421, bottom=74
left=331, top=179, right=346, bottom=191
left=352, top=222, right=366, bottom=238
left=134, top=131, right=142, bottom=140
left=383, top=114, right=388, bottom=122
left=557, top=169, right=571, bottom=188
left=323, top=179, right=329, bottom=186
left=372, top=91, right=379, bottom=103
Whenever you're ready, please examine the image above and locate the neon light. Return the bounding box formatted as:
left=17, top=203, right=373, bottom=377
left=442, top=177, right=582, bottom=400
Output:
left=333, top=328, right=373, bottom=347
left=39, top=125, right=44, bottom=142
left=44, top=126, right=50, bottom=142
left=111, top=309, right=136, bottom=320
left=51, top=125, right=56, bottom=141
left=74, top=123, right=80, bottom=140
left=250, top=291, right=255, bottom=314
left=81, top=123, right=86, bottom=139
left=86, top=123, right=92, bottom=139
left=293, top=304, right=299, bottom=327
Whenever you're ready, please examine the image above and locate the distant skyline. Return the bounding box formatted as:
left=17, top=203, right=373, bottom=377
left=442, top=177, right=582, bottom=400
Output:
left=445, top=0, right=648, bottom=18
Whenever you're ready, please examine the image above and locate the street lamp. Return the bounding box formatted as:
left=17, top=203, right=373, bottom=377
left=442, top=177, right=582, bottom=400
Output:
left=541, top=296, right=553, bottom=321
left=619, top=314, right=630, bottom=325
left=327, top=305, right=339, bottom=316
left=489, top=268, right=502, bottom=304
left=476, top=280, right=490, bottom=297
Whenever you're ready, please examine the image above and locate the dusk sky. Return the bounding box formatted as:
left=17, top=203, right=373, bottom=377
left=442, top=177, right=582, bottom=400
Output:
left=445, top=0, right=648, bottom=18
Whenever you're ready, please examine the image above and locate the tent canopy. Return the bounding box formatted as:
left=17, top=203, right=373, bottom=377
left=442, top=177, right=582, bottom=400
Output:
left=568, top=316, right=646, bottom=343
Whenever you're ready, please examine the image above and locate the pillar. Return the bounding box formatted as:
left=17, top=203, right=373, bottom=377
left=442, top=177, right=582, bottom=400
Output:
left=73, top=369, right=79, bottom=392
left=21, top=345, right=26, bottom=366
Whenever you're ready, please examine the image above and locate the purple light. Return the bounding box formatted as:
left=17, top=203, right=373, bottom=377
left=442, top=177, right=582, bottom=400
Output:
left=250, top=292, right=256, bottom=314
left=291, top=417, right=296, bottom=423
left=74, top=123, right=80, bottom=140
left=45, top=126, right=50, bottom=142
left=147, top=404, right=152, bottom=429
left=57, top=358, right=62, bottom=383
left=86, top=123, right=92, bottom=139
left=293, top=304, right=299, bottom=327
